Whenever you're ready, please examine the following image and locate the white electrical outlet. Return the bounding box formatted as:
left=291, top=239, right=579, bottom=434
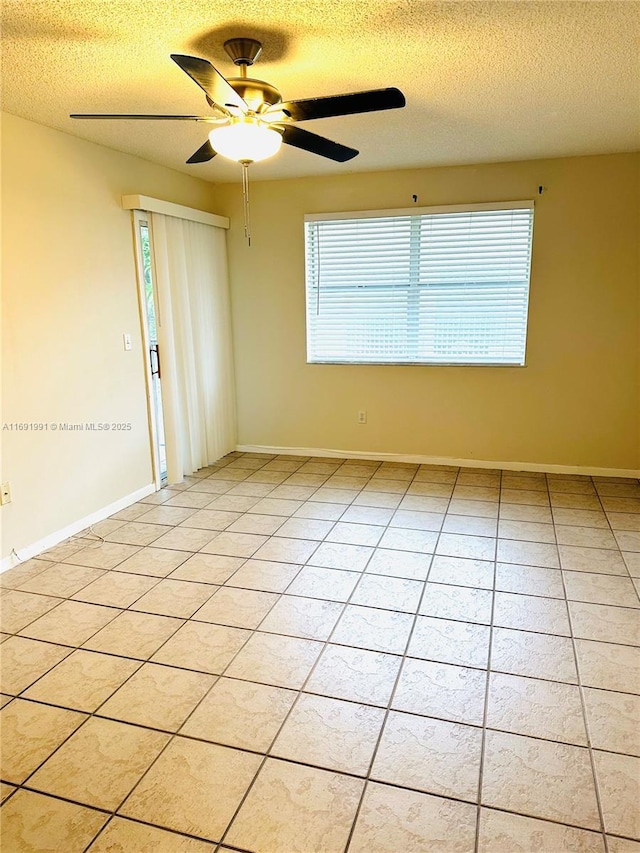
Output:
left=1, top=482, right=11, bottom=505
left=358, top=410, right=367, bottom=424
left=123, top=333, right=132, bottom=351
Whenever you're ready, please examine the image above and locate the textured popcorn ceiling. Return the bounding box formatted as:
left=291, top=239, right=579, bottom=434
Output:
left=2, top=0, right=639, bottom=182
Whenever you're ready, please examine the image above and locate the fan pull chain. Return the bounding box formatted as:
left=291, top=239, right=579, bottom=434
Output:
left=241, top=161, right=251, bottom=246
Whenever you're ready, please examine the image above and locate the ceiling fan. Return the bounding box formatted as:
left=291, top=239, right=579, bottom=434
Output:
left=70, top=37, right=406, bottom=167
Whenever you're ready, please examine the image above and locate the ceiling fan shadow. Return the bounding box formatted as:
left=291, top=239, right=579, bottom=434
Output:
left=187, top=23, right=292, bottom=65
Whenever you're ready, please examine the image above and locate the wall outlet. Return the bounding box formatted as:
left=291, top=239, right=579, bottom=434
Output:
left=358, top=410, right=367, bottom=424
left=1, top=482, right=11, bottom=505
left=123, top=333, right=132, bottom=351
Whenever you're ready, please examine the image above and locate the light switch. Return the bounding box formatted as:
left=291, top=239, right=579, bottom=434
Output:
left=123, top=333, right=132, bottom=351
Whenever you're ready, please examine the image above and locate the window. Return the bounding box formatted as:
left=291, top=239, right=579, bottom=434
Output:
left=304, top=201, right=534, bottom=365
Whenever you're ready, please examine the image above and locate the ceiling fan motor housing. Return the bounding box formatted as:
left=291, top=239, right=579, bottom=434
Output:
left=224, top=37, right=263, bottom=66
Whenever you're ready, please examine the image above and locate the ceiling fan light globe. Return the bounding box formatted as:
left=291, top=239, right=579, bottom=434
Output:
left=208, top=120, right=282, bottom=163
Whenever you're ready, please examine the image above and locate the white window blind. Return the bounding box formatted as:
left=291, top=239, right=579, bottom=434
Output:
left=304, top=201, right=534, bottom=365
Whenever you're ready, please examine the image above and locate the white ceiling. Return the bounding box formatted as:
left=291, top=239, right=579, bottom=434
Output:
left=2, top=0, right=639, bottom=183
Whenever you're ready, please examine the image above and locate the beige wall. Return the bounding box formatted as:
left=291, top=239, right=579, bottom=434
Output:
left=1, top=113, right=219, bottom=559
left=217, top=152, right=639, bottom=471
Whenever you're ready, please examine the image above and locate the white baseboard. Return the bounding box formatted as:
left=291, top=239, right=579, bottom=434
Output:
left=236, top=444, right=639, bottom=479
left=0, top=483, right=156, bottom=573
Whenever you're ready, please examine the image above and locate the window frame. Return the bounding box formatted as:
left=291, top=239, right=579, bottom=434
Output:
left=304, top=200, right=535, bottom=368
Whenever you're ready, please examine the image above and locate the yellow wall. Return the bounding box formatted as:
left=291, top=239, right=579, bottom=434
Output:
left=217, top=152, right=639, bottom=471
left=1, top=113, right=219, bottom=559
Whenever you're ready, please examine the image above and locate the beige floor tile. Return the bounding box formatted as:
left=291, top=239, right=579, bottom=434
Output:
left=553, top=507, right=609, bottom=528
left=389, top=509, right=445, bottom=532
left=293, top=500, right=347, bottom=521
left=349, top=782, right=477, bottom=853
left=487, top=671, right=586, bottom=744
left=226, top=513, right=287, bottom=536
left=200, top=531, right=268, bottom=557
left=478, top=808, right=605, bottom=852
left=179, top=509, right=241, bottom=530
left=131, top=579, right=217, bottom=617
left=419, top=582, right=492, bottom=624
left=166, top=489, right=221, bottom=508
left=71, top=571, right=159, bottom=607
left=306, top=644, right=401, bottom=705
left=269, top=484, right=319, bottom=500
left=286, top=565, right=360, bottom=601
left=491, top=627, right=578, bottom=683
left=29, top=717, right=169, bottom=810
left=496, top=539, right=560, bottom=568
left=0, top=636, right=72, bottom=694
left=569, top=601, right=640, bottom=646
left=284, top=473, right=331, bottom=487
left=365, top=548, right=431, bottom=581
left=341, top=505, right=394, bottom=525
left=493, top=590, right=570, bottom=635
left=0, top=699, right=86, bottom=782
left=120, top=737, right=261, bottom=842
left=436, top=532, right=496, bottom=561
left=616, top=531, right=640, bottom=552
left=549, top=479, right=596, bottom=496
left=259, top=595, right=343, bottom=639
left=494, top=563, right=564, bottom=598
left=42, top=541, right=92, bottom=562
left=272, top=692, right=385, bottom=774
left=625, top=551, right=640, bottom=577
left=351, top=574, right=423, bottom=612
left=379, top=527, right=438, bottom=554
left=372, top=711, right=482, bottom=801
left=168, top=553, right=244, bottom=584
left=0, top=781, right=15, bottom=802
left=482, top=730, right=600, bottom=829
left=307, top=541, right=374, bottom=570
left=449, top=498, right=499, bottom=517
left=551, top=492, right=602, bottom=510
left=115, top=547, right=191, bottom=577
left=250, top=497, right=304, bottom=516
left=227, top=481, right=276, bottom=498
left=500, top=503, right=553, bottom=523
left=206, top=494, right=261, bottom=512
left=224, top=631, right=322, bottom=688
left=20, top=600, right=119, bottom=646
left=23, top=649, right=140, bottom=711
left=606, top=837, right=640, bottom=852
left=1, top=790, right=107, bottom=853
left=151, top=621, right=250, bottom=674
left=564, top=572, right=640, bottom=608
left=1, top=590, right=62, bottom=633
left=608, top=512, right=640, bottom=532
left=83, top=610, right=183, bottom=659
left=135, top=505, right=197, bottom=526
left=326, top=521, right=385, bottom=546
left=275, top=517, right=335, bottom=540
left=225, top=758, right=363, bottom=853
left=498, top=519, right=556, bottom=544
left=401, top=492, right=450, bottom=510
left=88, top=818, right=215, bottom=852
left=559, top=545, right=627, bottom=575
left=556, top=525, right=618, bottom=549
left=64, top=542, right=141, bottom=570
left=0, top=558, right=54, bottom=589
left=575, top=639, right=640, bottom=693
left=180, top=676, right=296, bottom=750
left=331, top=604, right=413, bottom=654
left=18, top=563, right=105, bottom=598
left=442, top=514, right=496, bottom=537
left=428, top=555, right=494, bottom=590
left=452, top=485, right=500, bottom=502
left=409, top=616, right=490, bottom=669
left=99, top=662, right=214, bottom=731
left=150, top=526, right=217, bottom=551
left=104, top=522, right=172, bottom=546
left=224, top=558, right=301, bottom=592
left=594, top=750, right=640, bottom=839
left=392, top=658, right=486, bottom=725
left=193, top=586, right=278, bottom=628
left=584, top=687, right=640, bottom=755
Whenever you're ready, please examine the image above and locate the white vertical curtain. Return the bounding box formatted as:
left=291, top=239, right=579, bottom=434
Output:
left=150, top=212, right=236, bottom=484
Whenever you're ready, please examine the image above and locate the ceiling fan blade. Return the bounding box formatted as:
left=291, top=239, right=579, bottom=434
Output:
left=70, top=114, right=223, bottom=121
left=277, top=125, right=358, bottom=162
left=170, top=54, right=248, bottom=114
left=269, top=88, right=405, bottom=122
left=186, top=140, right=217, bottom=164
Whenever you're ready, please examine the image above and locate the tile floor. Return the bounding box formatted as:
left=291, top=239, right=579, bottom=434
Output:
left=1, top=452, right=639, bottom=852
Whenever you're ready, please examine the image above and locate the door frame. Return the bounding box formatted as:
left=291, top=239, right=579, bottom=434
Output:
left=131, top=210, right=164, bottom=491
